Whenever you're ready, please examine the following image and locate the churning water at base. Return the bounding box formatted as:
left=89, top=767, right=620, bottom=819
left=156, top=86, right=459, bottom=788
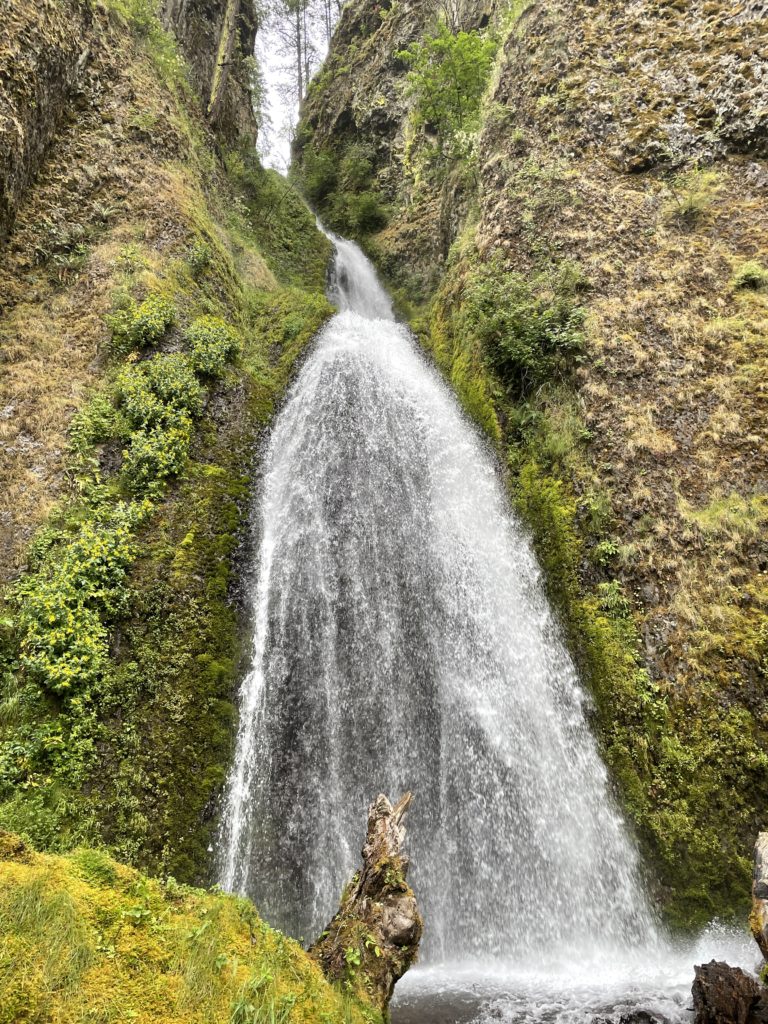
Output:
left=219, top=234, right=754, bottom=1019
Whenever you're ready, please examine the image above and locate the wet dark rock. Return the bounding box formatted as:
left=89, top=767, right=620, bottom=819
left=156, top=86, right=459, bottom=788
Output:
left=592, top=1011, right=667, bottom=1024
left=692, top=961, right=768, bottom=1024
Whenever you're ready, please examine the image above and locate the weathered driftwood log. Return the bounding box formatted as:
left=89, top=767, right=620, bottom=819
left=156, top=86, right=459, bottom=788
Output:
left=309, top=793, right=422, bottom=1014
left=692, top=961, right=768, bottom=1024
left=751, top=833, right=768, bottom=960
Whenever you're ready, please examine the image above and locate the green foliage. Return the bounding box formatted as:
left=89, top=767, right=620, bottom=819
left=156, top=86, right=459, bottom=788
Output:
left=339, top=145, right=375, bottom=192
left=225, top=149, right=332, bottom=289
left=188, top=241, right=213, bottom=278
left=123, top=416, right=194, bottom=494
left=102, top=0, right=187, bottom=84
left=115, top=353, right=207, bottom=495
left=186, top=316, right=241, bottom=378
left=0, top=281, right=333, bottom=880
left=14, top=505, right=145, bottom=696
left=334, top=191, right=389, bottom=234
left=399, top=24, right=497, bottom=162
left=732, top=259, right=768, bottom=291
left=300, top=148, right=338, bottom=206
left=117, top=354, right=204, bottom=426
left=296, top=140, right=389, bottom=239
left=107, top=294, right=175, bottom=356
left=69, top=393, right=129, bottom=458
left=0, top=873, right=94, bottom=995
left=458, top=257, right=585, bottom=399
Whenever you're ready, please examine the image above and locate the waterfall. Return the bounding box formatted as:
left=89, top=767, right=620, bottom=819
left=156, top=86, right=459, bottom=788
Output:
left=218, top=232, right=662, bottom=963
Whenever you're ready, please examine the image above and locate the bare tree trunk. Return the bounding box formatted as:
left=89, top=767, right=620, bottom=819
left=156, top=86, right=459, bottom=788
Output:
left=309, top=794, right=422, bottom=1014
left=295, top=2, right=304, bottom=100
left=208, top=0, right=241, bottom=126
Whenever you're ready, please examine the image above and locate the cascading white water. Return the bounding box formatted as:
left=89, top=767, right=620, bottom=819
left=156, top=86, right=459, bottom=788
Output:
left=220, top=231, right=655, bottom=952
left=219, top=233, right=754, bottom=1019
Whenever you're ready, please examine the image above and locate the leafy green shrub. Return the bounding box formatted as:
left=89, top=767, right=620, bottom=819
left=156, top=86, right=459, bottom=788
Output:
left=116, top=368, right=166, bottom=428
left=399, top=25, right=497, bottom=162
left=459, top=258, right=585, bottom=398
left=343, top=191, right=389, bottom=234
left=593, top=539, right=620, bottom=566
left=339, top=145, right=375, bottom=191
left=122, top=417, right=193, bottom=494
left=117, top=354, right=203, bottom=427
left=69, top=394, right=129, bottom=456
left=300, top=148, right=338, bottom=205
left=187, top=241, right=212, bottom=277
left=185, top=316, right=240, bottom=378
left=733, top=260, right=768, bottom=291
left=14, top=505, right=143, bottom=696
left=107, top=294, right=175, bottom=355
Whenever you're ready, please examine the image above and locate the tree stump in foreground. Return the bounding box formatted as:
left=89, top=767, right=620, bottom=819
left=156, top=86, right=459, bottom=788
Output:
left=309, top=793, right=423, bottom=1014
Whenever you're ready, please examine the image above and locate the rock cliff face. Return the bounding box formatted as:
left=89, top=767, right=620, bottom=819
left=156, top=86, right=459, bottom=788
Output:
left=0, top=0, right=330, bottom=889
left=297, top=0, right=768, bottom=926
left=0, top=1, right=95, bottom=240
left=161, top=0, right=259, bottom=141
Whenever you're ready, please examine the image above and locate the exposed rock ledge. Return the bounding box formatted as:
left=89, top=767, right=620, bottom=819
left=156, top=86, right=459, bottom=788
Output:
left=310, top=793, right=423, bottom=1013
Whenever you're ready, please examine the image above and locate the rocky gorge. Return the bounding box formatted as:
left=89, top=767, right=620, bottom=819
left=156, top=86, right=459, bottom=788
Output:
left=0, top=0, right=767, bottom=1021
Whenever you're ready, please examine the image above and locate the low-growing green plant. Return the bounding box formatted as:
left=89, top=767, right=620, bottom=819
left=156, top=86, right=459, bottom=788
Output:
left=665, top=168, right=721, bottom=226
left=732, top=260, right=768, bottom=291
left=593, top=538, right=620, bottom=566
left=14, top=504, right=145, bottom=696
left=116, top=353, right=204, bottom=426
left=69, top=393, right=129, bottom=458
left=188, top=240, right=213, bottom=277
left=122, top=416, right=194, bottom=495
left=458, top=257, right=585, bottom=399
left=107, top=294, right=175, bottom=355
left=186, top=316, right=241, bottom=378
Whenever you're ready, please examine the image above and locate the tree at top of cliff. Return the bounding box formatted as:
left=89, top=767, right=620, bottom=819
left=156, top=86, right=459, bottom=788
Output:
left=399, top=23, right=497, bottom=163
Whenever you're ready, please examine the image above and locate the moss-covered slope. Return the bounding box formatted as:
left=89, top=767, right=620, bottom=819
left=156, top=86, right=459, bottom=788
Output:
left=297, top=0, right=768, bottom=928
left=0, top=832, right=378, bottom=1024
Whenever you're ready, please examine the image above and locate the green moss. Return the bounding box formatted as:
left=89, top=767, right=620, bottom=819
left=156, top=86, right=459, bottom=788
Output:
left=0, top=838, right=381, bottom=1024
left=512, top=445, right=764, bottom=929
left=224, top=148, right=332, bottom=290
left=732, top=259, right=768, bottom=291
